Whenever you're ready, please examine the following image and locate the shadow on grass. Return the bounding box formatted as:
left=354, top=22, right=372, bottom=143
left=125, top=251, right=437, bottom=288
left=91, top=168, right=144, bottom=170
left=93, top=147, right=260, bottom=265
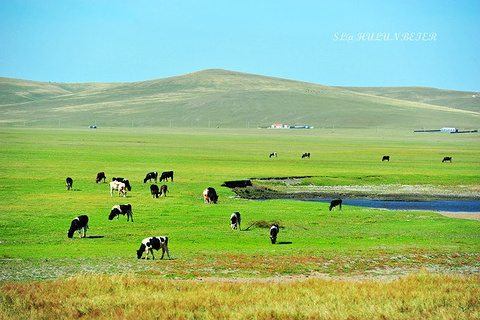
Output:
left=86, top=235, right=105, bottom=239
left=277, top=241, right=292, bottom=245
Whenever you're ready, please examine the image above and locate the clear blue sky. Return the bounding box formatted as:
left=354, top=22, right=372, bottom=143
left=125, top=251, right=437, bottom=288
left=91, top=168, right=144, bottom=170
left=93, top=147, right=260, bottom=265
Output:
left=1, top=0, right=479, bottom=91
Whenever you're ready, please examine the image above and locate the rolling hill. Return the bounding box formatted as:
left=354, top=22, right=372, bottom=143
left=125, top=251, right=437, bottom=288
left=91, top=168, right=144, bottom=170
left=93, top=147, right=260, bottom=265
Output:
left=0, top=69, right=479, bottom=129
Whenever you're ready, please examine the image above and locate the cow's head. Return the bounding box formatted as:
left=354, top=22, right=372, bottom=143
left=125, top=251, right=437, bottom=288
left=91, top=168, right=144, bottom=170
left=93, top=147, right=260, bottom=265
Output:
left=67, top=220, right=77, bottom=238
left=136, top=243, right=146, bottom=259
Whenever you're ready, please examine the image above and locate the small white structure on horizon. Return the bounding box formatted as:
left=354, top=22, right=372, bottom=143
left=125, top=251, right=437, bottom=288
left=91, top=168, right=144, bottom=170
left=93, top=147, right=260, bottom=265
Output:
left=440, top=127, right=458, bottom=133
left=271, top=123, right=290, bottom=129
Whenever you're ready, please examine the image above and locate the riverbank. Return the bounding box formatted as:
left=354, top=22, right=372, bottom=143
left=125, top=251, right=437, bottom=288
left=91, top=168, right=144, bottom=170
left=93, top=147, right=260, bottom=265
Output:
left=227, top=179, right=480, bottom=201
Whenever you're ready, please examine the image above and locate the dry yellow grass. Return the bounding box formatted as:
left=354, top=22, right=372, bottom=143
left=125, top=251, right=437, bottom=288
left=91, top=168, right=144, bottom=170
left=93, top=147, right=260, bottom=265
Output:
left=1, top=272, right=478, bottom=319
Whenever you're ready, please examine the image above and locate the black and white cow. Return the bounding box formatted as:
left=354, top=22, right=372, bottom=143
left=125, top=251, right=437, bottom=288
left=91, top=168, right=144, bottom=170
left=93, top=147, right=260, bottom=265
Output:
left=442, top=157, right=452, bottom=163
left=144, top=172, right=158, bottom=183
left=302, top=152, right=311, bottom=158
left=230, top=212, right=241, bottom=230
left=329, top=199, right=342, bottom=211
left=96, top=172, right=106, bottom=183
left=270, top=223, right=279, bottom=244
left=109, top=204, right=133, bottom=222
left=269, top=152, right=277, bottom=158
left=136, top=236, right=170, bottom=260
left=110, top=181, right=127, bottom=197
left=160, top=171, right=174, bottom=182
left=68, top=215, right=89, bottom=238
left=66, top=177, right=73, bottom=191
left=150, top=184, right=160, bottom=198
left=112, top=177, right=131, bottom=191
left=203, top=187, right=218, bottom=204
left=382, top=156, right=390, bottom=162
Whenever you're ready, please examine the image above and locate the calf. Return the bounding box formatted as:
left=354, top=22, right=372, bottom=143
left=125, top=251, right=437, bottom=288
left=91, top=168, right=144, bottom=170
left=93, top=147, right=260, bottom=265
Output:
left=270, top=224, right=279, bottom=244
left=136, top=236, right=170, bottom=260
left=302, top=152, right=311, bottom=158
left=442, top=157, right=452, bottom=163
left=203, top=187, right=218, bottom=204
left=230, top=212, right=241, bottom=230
left=382, top=156, right=390, bottom=161
left=96, top=172, right=106, bottom=183
left=144, top=172, right=158, bottom=183
left=68, top=215, right=89, bottom=238
left=109, top=204, right=133, bottom=222
left=160, top=171, right=174, bottom=182
left=150, top=184, right=160, bottom=198
left=329, top=199, right=342, bottom=211
left=66, top=177, right=73, bottom=191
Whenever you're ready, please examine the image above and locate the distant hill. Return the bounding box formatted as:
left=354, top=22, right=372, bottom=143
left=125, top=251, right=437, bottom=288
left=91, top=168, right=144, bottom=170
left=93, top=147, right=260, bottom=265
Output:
left=337, top=86, right=480, bottom=113
left=0, top=69, right=479, bottom=129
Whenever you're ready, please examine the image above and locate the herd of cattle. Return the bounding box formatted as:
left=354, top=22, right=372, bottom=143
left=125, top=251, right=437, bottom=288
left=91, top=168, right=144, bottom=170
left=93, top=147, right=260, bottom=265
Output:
left=66, top=152, right=453, bottom=259
left=65, top=170, right=285, bottom=260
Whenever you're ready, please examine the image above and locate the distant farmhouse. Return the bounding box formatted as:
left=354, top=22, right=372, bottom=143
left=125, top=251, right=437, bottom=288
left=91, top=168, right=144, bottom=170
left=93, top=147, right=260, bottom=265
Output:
left=259, top=123, right=313, bottom=129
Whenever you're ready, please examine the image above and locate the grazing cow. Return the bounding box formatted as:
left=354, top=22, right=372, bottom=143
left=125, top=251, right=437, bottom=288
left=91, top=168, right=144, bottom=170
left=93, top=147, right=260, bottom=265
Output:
left=150, top=184, right=160, bottom=198
left=136, top=236, right=170, bottom=260
left=96, top=172, right=106, bottom=183
left=302, top=152, right=311, bottom=158
left=112, top=177, right=131, bottom=191
left=269, top=152, right=277, bottom=158
left=230, top=212, right=241, bottom=230
left=203, top=187, right=218, bottom=204
left=270, top=224, right=279, bottom=244
left=442, top=157, right=452, bottom=163
left=160, top=171, right=174, bottom=182
left=109, top=204, right=133, bottom=222
left=160, top=185, right=168, bottom=197
left=66, top=177, right=73, bottom=191
left=110, top=181, right=127, bottom=197
left=329, top=199, right=342, bottom=211
left=382, top=156, right=390, bottom=162
left=144, top=172, right=158, bottom=183
left=68, top=215, right=89, bottom=238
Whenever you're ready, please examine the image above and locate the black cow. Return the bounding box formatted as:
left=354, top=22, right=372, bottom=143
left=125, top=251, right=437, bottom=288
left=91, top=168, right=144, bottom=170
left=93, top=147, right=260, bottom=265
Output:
left=96, top=172, right=106, bottom=183
left=382, top=156, right=390, bottom=162
left=203, top=187, right=218, bottom=204
left=150, top=184, right=160, bottom=198
left=442, top=157, right=452, bottom=163
left=112, top=177, right=131, bottom=191
left=109, top=204, right=133, bottom=222
left=270, top=224, right=279, bottom=244
left=137, top=236, right=170, bottom=260
left=269, top=152, right=277, bottom=158
left=68, top=215, right=89, bottom=238
left=329, top=199, right=342, bottom=211
left=160, top=171, right=174, bottom=182
left=66, top=177, right=73, bottom=191
left=230, top=212, right=241, bottom=230
left=302, top=152, right=311, bottom=158
left=144, top=172, right=158, bottom=183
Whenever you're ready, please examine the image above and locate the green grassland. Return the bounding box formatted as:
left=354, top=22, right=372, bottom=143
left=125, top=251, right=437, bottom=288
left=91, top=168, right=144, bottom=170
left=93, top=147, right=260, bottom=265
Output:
left=1, top=69, right=479, bottom=129
left=0, top=127, right=479, bottom=283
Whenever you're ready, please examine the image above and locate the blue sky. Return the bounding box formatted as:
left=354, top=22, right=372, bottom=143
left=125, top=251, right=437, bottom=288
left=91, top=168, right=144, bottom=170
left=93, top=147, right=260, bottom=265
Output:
left=1, top=0, right=479, bottom=91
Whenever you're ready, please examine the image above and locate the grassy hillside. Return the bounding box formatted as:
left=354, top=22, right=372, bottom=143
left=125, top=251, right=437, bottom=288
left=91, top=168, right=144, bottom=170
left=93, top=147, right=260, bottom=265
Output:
left=339, top=86, right=480, bottom=113
left=1, top=69, right=479, bottom=129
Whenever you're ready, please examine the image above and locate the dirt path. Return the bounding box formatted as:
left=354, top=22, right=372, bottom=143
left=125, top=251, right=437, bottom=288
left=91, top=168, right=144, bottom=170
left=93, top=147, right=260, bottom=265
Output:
left=436, top=211, right=480, bottom=221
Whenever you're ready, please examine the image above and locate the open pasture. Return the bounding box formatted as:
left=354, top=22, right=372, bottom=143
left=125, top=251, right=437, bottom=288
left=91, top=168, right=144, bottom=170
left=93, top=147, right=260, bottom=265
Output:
left=0, top=127, right=479, bottom=280
left=1, top=127, right=479, bottom=318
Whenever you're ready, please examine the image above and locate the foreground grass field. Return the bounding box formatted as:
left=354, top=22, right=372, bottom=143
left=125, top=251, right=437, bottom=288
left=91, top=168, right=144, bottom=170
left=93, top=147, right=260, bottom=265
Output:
left=0, top=127, right=479, bottom=318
